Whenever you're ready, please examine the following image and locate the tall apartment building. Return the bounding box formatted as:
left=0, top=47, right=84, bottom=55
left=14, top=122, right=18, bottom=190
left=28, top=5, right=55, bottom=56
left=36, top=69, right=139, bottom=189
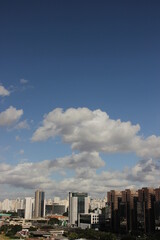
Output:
left=155, top=187, right=160, bottom=228
left=107, top=190, right=122, bottom=233
left=107, top=187, right=156, bottom=234
left=155, top=187, right=160, bottom=202
left=25, top=197, right=34, bottom=219
left=121, top=189, right=138, bottom=232
left=1, top=199, right=11, bottom=212
left=15, top=198, right=24, bottom=211
left=1, top=198, right=24, bottom=212
left=138, top=187, right=155, bottom=233
left=69, top=192, right=89, bottom=225
left=34, top=190, right=45, bottom=218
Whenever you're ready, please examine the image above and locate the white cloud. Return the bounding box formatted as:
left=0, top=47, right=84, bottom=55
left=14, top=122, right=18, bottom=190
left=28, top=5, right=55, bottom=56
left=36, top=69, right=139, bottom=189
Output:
left=0, top=152, right=105, bottom=192
left=1, top=107, right=160, bottom=197
left=0, top=85, right=10, bottom=96
left=0, top=156, right=159, bottom=197
left=15, top=120, right=30, bottom=130
left=49, top=152, right=105, bottom=170
left=20, top=79, right=28, bottom=84
left=32, top=107, right=160, bottom=159
left=32, top=108, right=140, bottom=150
left=0, top=106, right=23, bottom=126
left=127, top=158, right=160, bottom=184
left=134, top=135, right=160, bottom=159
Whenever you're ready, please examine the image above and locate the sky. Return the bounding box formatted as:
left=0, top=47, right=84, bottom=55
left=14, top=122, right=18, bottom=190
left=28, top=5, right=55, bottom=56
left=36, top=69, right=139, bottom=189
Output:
left=0, top=0, right=160, bottom=200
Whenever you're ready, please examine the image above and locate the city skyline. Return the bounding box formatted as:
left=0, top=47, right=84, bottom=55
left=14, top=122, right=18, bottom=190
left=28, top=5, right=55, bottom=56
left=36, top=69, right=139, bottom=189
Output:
left=1, top=187, right=160, bottom=238
left=0, top=0, right=160, bottom=200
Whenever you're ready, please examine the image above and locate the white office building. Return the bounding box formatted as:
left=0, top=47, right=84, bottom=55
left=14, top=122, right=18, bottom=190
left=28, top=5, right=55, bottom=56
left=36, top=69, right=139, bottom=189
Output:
left=25, top=197, right=34, bottom=219
left=69, top=192, right=89, bottom=225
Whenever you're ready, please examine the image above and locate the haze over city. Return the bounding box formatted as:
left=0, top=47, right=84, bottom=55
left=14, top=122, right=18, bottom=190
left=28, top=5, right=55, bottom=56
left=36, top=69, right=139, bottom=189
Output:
left=0, top=0, right=160, bottom=200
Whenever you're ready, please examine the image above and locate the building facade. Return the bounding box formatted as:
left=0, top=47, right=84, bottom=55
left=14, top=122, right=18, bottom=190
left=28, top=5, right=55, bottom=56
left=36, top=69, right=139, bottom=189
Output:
left=107, top=190, right=122, bottom=233
left=34, top=190, right=45, bottom=218
left=107, top=187, right=156, bottom=234
left=69, top=192, right=89, bottom=225
left=24, top=197, right=34, bottom=219
left=78, top=213, right=99, bottom=229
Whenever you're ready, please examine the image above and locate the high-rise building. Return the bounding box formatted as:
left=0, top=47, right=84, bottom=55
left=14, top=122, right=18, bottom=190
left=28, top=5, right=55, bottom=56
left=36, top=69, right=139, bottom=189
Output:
left=69, top=192, right=89, bottom=225
left=15, top=198, right=24, bottom=211
left=34, top=190, right=45, bottom=218
left=107, top=188, right=156, bottom=234
left=107, top=190, right=122, bottom=233
left=155, top=187, right=160, bottom=202
left=2, top=199, right=11, bottom=212
left=138, top=188, right=155, bottom=233
left=154, top=187, right=160, bottom=229
left=25, top=197, right=34, bottom=219
left=121, top=189, right=138, bottom=232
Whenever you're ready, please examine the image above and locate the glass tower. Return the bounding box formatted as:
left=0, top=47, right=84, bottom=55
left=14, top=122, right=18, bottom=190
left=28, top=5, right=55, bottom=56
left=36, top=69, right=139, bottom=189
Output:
left=34, top=190, right=45, bottom=218
left=69, top=192, right=89, bottom=225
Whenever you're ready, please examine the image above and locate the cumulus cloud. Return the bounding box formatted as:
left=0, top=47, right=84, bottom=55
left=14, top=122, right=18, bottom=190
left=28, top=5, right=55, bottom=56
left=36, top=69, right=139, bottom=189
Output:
left=0, top=161, right=51, bottom=189
left=134, top=135, right=160, bottom=159
left=0, top=106, right=23, bottom=126
left=0, top=85, right=10, bottom=96
left=2, top=107, right=160, bottom=197
left=32, top=108, right=140, bottom=150
left=14, top=120, right=30, bottom=130
left=0, top=160, right=121, bottom=194
left=1, top=156, right=159, bottom=196
left=32, top=107, right=160, bottom=159
left=127, top=158, right=160, bottom=184
left=49, top=152, right=105, bottom=170
left=0, top=152, right=103, bottom=190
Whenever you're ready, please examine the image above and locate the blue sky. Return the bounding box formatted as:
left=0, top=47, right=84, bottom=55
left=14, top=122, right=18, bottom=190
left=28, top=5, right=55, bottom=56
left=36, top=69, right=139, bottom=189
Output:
left=0, top=0, right=160, bottom=199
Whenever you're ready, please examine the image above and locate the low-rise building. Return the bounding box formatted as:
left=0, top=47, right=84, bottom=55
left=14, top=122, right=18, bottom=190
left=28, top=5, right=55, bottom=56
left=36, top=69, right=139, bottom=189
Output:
left=78, top=213, right=99, bottom=229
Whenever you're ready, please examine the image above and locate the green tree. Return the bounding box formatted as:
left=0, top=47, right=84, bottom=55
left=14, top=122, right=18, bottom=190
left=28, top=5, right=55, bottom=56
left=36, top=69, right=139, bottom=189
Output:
left=29, top=226, right=37, bottom=231
left=0, top=225, right=8, bottom=234
left=48, top=217, right=60, bottom=225
left=100, top=232, right=116, bottom=240
left=7, top=211, right=18, bottom=217
left=6, top=225, right=22, bottom=238
left=65, top=228, right=116, bottom=240
left=68, top=232, right=79, bottom=239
